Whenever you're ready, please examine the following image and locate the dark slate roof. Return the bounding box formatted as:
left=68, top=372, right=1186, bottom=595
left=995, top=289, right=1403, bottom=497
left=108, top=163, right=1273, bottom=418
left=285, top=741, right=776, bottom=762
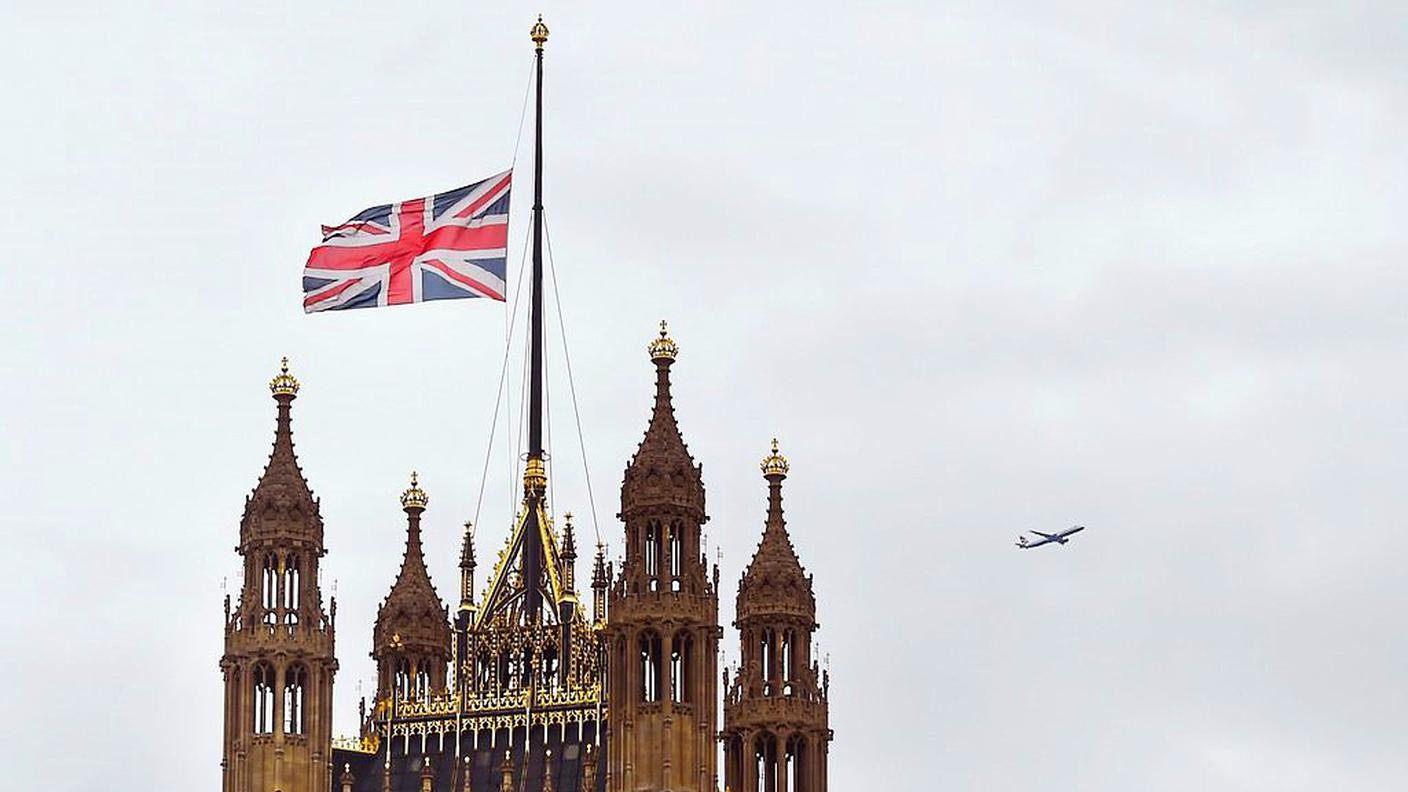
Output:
left=332, top=724, right=605, bottom=792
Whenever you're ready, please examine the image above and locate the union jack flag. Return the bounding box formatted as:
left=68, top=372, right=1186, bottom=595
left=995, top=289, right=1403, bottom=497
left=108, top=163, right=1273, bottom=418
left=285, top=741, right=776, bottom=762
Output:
left=303, top=170, right=511, bottom=312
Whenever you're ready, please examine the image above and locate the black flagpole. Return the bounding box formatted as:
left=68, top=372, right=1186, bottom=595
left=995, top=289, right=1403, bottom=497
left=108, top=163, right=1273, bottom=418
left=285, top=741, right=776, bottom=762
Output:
left=528, top=18, right=546, bottom=461
left=523, top=15, right=549, bottom=629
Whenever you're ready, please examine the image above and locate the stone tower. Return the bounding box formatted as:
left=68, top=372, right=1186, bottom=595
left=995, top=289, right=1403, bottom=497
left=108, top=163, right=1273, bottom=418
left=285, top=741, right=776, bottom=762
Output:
left=221, top=359, right=338, bottom=792
left=722, top=442, right=831, bottom=792
left=372, top=473, right=452, bottom=705
left=605, top=323, right=721, bottom=792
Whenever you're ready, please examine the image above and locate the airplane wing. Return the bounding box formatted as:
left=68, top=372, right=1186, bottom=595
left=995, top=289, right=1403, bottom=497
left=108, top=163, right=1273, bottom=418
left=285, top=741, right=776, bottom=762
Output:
left=1031, top=531, right=1056, bottom=539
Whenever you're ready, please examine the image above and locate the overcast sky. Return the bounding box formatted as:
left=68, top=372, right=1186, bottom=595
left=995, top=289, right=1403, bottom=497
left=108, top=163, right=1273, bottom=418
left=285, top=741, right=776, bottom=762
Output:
left=2, top=3, right=1406, bottom=790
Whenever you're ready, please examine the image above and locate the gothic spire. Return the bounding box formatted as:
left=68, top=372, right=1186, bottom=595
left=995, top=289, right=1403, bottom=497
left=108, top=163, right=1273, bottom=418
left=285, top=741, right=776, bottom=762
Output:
left=241, top=357, right=320, bottom=549
left=373, top=472, right=451, bottom=662
left=563, top=513, right=578, bottom=557
left=738, top=440, right=815, bottom=625
left=458, top=520, right=477, bottom=612
left=591, top=541, right=608, bottom=625
left=620, top=321, right=704, bottom=520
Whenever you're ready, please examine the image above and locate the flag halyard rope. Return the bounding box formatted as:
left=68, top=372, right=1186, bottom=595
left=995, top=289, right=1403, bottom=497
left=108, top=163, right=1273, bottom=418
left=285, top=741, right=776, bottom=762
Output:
left=543, top=215, right=605, bottom=546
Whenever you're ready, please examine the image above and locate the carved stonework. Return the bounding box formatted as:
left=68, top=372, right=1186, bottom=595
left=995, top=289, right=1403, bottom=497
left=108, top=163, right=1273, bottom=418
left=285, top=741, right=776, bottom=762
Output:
left=606, top=326, right=720, bottom=792
left=239, top=363, right=322, bottom=550
left=722, top=443, right=831, bottom=792
left=372, top=473, right=452, bottom=701
left=619, top=323, right=706, bottom=524
left=224, top=332, right=837, bottom=792
left=221, top=360, right=336, bottom=792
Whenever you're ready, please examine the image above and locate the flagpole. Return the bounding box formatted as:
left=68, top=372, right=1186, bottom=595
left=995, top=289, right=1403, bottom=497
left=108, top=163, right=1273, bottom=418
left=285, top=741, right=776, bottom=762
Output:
left=524, top=14, right=550, bottom=630
left=528, top=15, right=546, bottom=462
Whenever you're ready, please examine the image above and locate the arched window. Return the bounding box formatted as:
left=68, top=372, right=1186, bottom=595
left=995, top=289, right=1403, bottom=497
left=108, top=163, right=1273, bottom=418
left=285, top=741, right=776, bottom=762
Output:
left=760, top=628, right=776, bottom=695
left=283, top=664, right=307, bottom=734
left=754, top=733, right=778, bottom=792
left=668, top=521, right=683, bottom=591
left=786, top=735, right=806, bottom=792
left=541, top=643, right=559, bottom=692
left=781, top=629, right=795, bottom=693
left=261, top=554, right=278, bottom=625
left=639, top=631, right=662, bottom=703
left=728, top=735, right=745, bottom=791
left=644, top=521, right=661, bottom=589
left=671, top=631, right=693, bottom=704
left=283, top=554, right=301, bottom=623
left=394, top=658, right=411, bottom=701
left=413, top=664, right=429, bottom=701
left=252, top=662, right=275, bottom=734
left=499, top=650, right=514, bottom=691
left=476, top=650, right=493, bottom=692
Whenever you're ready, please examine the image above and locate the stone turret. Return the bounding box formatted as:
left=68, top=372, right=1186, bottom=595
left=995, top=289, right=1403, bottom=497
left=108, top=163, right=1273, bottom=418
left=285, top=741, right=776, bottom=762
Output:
left=606, top=322, right=720, bottom=792
left=722, top=441, right=831, bottom=792
left=221, top=358, right=337, bottom=792
left=372, top=472, right=451, bottom=702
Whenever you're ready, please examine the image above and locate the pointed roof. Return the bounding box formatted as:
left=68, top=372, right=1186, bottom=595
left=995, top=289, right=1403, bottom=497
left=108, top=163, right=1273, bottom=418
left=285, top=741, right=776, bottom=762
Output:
left=737, top=440, right=815, bottom=625
left=373, top=472, right=451, bottom=659
left=620, top=321, right=705, bottom=520
left=240, top=358, right=321, bottom=550
left=591, top=541, right=609, bottom=589
left=561, top=513, right=578, bottom=561
left=460, top=521, right=476, bottom=571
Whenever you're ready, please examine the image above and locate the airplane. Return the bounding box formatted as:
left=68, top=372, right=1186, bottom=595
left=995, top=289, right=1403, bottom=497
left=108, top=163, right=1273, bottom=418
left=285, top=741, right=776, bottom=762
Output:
left=1016, top=525, right=1085, bottom=549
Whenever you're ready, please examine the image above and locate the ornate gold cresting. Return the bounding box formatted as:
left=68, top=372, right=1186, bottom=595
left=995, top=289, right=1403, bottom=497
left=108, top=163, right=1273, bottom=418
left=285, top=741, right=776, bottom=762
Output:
left=530, top=14, right=549, bottom=50
left=648, top=319, right=679, bottom=361
left=400, top=471, right=429, bottom=510
left=269, top=356, right=300, bottom=397
left=761, top=438, right=790, bottom=478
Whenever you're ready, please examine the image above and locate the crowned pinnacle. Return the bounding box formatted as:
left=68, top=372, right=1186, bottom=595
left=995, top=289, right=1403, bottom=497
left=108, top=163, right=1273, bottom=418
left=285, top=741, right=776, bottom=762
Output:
left=269, top=356, right=300, bottom=397
left=649, top=320, right=679, bottom=361
left=531, top=15, right=549, bottom=50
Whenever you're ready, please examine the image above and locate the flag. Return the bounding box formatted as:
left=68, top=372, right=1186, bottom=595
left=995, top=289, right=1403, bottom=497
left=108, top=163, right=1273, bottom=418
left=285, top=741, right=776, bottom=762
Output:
left=303, top=170, right=511, bottom=312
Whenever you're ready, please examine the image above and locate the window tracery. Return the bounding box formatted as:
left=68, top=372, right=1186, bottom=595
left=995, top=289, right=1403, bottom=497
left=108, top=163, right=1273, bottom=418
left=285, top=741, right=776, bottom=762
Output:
left=252, top=662, right=275, bottom=734
left=283, top=664, right=307, bottom=734
left=639, top=631, right=662, bottom=702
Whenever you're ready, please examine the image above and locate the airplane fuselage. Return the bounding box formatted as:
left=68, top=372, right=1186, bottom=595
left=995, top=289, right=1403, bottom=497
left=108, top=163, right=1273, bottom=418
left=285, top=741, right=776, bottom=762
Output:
left=1016, top=525, right=1085, bottom=549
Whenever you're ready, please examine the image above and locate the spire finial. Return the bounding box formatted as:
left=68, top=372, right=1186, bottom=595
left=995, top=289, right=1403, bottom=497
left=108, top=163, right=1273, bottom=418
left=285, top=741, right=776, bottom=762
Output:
left=531, top=14, right=549, bottom=50
left=401, top=470, right=429, bottom=511
left=562, top=512, right=577, bottom=559
left=761, top=438, right=789, bottom=479
left=270, top=356, right=300, bottom=397
left=648, top=319, right=679, bottom=361
left=460, top=521, right=476, bottom=568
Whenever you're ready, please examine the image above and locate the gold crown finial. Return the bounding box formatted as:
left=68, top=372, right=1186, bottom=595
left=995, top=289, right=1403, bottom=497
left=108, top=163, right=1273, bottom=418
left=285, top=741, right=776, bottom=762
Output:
left=648, top=319, right=679, bottom=361
left=400, top=470, right=429, bottom=510
left=531, top=14, right=549, bottom=50
left=761, top=438, right=790, bottom=478
left=269, top=356, right=300, bottom=397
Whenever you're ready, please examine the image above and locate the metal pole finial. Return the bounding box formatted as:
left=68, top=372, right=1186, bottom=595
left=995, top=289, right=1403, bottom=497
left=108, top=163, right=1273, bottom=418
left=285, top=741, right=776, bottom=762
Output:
left=531, top=14, right=549, bottom=50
